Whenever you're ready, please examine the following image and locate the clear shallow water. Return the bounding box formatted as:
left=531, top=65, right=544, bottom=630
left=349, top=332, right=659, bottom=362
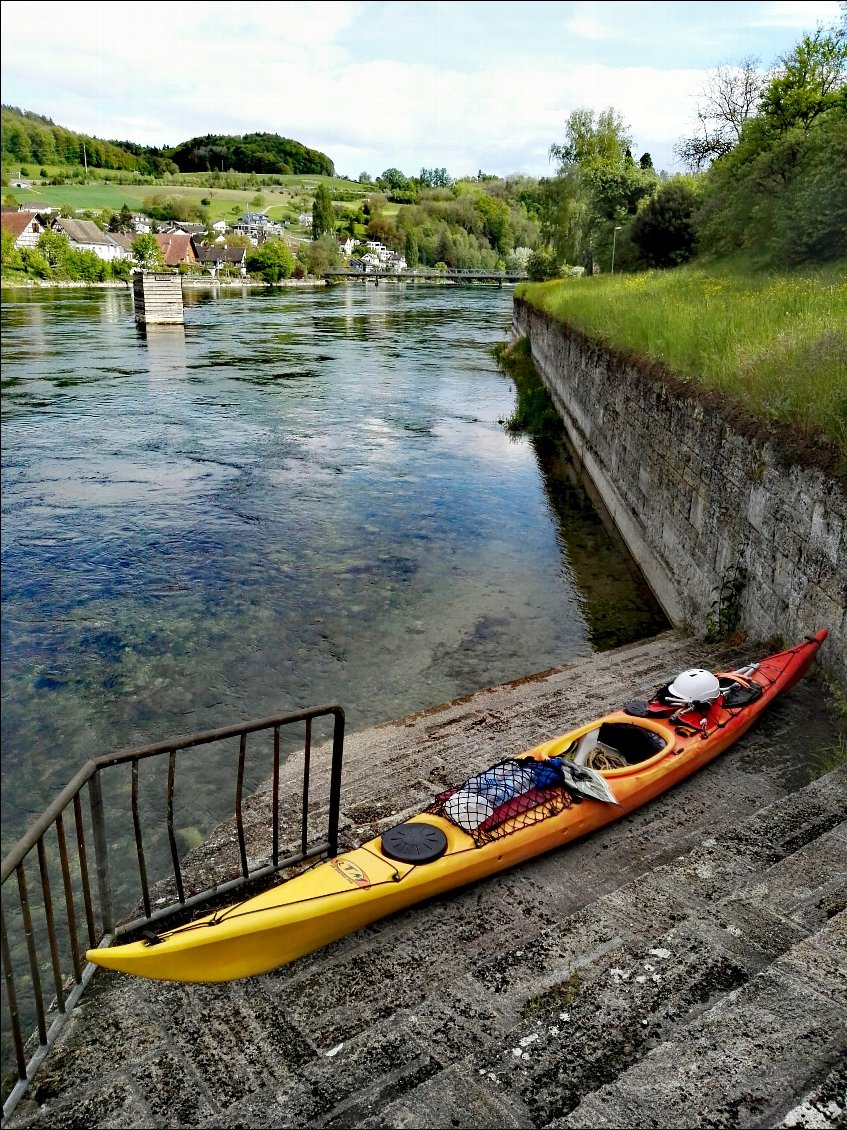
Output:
left=1, top=283, right=667, bottom=847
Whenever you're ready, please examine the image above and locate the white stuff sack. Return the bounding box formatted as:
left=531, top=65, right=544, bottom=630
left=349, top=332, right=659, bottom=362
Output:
left=443, top=789, right=496, bottom=832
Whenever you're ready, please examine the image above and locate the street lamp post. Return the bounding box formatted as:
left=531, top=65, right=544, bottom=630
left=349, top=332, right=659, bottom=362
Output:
left=611, top=225, right=622, bottom=275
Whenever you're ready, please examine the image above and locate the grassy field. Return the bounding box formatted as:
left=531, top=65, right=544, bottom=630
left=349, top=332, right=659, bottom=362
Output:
left=516, top=262, right=847, bottom=461
left=3, top=171, right=370, bottom=223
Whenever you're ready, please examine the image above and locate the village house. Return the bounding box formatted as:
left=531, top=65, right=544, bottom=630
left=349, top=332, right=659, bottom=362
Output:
left=154, top=232, right=198, bottom=267
left=169, top=222, right=206, bottom=238
left=1, top=210, right=44, bottom=248
left=232, top=213, right=286, bottom=244
left=49, top=217, right=128, bottom=261
left=337, top=235, right=355, bottom=256
left=109, top=233, right=136, bottom=258
left=194, top=244, right=247, bottom=277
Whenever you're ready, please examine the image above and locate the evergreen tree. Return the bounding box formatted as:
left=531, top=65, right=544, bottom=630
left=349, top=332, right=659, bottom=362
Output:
left=405, top=231, right=419, bottom=268
left=311, top=184, right=335, bottom=239
left=630, top=179, right=699, bottom=267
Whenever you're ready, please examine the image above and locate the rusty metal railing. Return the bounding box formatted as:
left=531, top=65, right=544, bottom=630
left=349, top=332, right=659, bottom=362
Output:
left=0, top=705, right=344, bottom=1125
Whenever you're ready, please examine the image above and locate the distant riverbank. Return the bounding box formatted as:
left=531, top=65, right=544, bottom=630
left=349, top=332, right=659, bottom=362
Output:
left=0, top=276, right=327, bottom=290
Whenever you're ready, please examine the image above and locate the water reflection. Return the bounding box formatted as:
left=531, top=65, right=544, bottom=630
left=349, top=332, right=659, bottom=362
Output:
left=1, top=283, right=667, bottom=847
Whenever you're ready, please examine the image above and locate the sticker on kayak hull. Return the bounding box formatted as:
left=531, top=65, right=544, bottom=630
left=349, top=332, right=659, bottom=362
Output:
left=331, top=858, right=371, bottom=889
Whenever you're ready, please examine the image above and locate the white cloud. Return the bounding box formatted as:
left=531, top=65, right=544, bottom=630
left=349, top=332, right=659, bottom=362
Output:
left=564, top=13, right=618, bottom=40
left=751, top=1, right=841, bottom=27
left=1, top=0, right=837, bottom=178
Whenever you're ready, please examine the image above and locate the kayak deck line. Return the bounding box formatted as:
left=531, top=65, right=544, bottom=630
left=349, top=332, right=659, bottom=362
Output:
left=85, top=631, right=828, bottom=984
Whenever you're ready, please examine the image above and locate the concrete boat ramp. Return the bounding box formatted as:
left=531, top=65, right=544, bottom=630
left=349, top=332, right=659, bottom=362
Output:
left=7, top=632, right=846, bottom=1129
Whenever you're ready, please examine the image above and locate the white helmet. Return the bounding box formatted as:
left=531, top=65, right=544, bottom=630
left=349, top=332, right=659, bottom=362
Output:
left=667, top=668, right=721, bottom=705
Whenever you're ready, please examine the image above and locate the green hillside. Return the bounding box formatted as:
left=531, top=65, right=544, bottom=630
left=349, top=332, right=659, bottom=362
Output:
left=1, top=105, right=334, bottom=179
left=169, top=133, right=333, bottom=176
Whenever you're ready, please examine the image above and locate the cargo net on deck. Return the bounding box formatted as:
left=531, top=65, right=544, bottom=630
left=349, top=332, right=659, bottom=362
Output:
left=427, top=757, right=576, bottom=847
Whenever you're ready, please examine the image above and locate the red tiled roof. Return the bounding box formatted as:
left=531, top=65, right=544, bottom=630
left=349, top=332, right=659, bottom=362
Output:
left=154, top=232, right=197, bottom=266
left=1, top=212, right=37, bottom=237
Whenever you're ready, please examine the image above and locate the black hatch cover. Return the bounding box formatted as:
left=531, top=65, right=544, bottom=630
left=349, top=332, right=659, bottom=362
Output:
left=381, top=821, right=448, bottom=864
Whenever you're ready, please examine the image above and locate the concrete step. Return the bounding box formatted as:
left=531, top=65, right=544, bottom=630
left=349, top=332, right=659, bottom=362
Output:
left=6, top=633, right=845, bottom=1129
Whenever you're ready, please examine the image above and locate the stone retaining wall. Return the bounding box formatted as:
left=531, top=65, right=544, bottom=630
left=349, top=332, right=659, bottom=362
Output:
left=513, top=298, right=846, bottom=686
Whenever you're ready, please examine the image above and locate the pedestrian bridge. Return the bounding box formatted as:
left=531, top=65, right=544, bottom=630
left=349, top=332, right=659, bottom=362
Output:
left=324, top=268, right=528, bottom=285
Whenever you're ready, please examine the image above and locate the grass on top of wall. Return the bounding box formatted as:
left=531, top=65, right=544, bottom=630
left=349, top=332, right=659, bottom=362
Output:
left=516, top=262, right=847, bottom=471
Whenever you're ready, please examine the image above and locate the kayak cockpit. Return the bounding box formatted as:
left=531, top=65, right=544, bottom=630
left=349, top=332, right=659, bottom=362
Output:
left=566, top=719, right=672, bottom=775
left=530, top=716, right=674, bottom=777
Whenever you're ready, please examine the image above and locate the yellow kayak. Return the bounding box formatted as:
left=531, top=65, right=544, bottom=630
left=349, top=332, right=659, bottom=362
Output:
left=86, top=631, right=826, bottom=983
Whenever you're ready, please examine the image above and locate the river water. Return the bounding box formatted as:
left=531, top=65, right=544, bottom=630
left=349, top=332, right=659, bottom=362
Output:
left=1, top=282, right=667, bottom=849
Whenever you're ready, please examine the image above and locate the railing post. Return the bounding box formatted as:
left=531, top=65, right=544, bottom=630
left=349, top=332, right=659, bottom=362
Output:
left=1, top=903, right=27, bottom=1081
left=87, top=773, right=114, bottom=935
left=327, top=708, right=345, bottom=858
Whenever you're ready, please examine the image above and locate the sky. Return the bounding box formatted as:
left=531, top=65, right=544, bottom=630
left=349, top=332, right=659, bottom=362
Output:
left=0, top=1, right=841, bottom=179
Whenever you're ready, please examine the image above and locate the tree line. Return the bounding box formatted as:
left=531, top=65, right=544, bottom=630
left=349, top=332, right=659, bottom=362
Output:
left=299, top=14, right=844, bottom=280
left=1, top=107, right=335, bottom=178
left=3, top=14, right=843, bottom=284
left=532, top=14, right=846, bottom=275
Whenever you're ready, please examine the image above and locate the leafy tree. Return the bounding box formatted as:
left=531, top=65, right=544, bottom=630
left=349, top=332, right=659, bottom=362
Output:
left=167, top=131, right=334, bottom=176
left=358, top=171, right=373, bottom=183
left=37, top=229, right=70, bottom=268
left=526, top=248, right=560, bottom=280
left=65, top=248, right=108, bottom=281
left=758, top=26, right=846, bottom=131
left=696, top=17, right=847, bottom=265
left=223, top=233, right=254, bottom=249
left=639, top=153, right=654, bottom=169
left=366, top=215, right=401, bottom=248
left=541, top=106, right=656, bottom=271
left=110, top=257, right=132, bottom=281
left=630, top=178, right=699, bottom=267
left=550, top=107, right=632, bottom=173
left=20, top=247, right=50, bottom=277
left=418, top=167, right=452, bottom=187
left=506, top=246, right=532, bottom=272
left=246, top=238, right=294, bottom=283
left=311, top=184, right=335, bottom=238
left=585, top=162, right=656, bottom=221
left=107, top=204, right=134, bottom=233
left=380, top=168, right=408, bottom=192
left=131, top=233, right=165, bottom=269
left=475, top=193, right=511, bottom=253
left=539, top=170, right=591, bottom=267
left=142, top=192, right=206, bottom=223
left=1, top=226, right=24, bottom=271
left=297, top=231, right=340, bottom=276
